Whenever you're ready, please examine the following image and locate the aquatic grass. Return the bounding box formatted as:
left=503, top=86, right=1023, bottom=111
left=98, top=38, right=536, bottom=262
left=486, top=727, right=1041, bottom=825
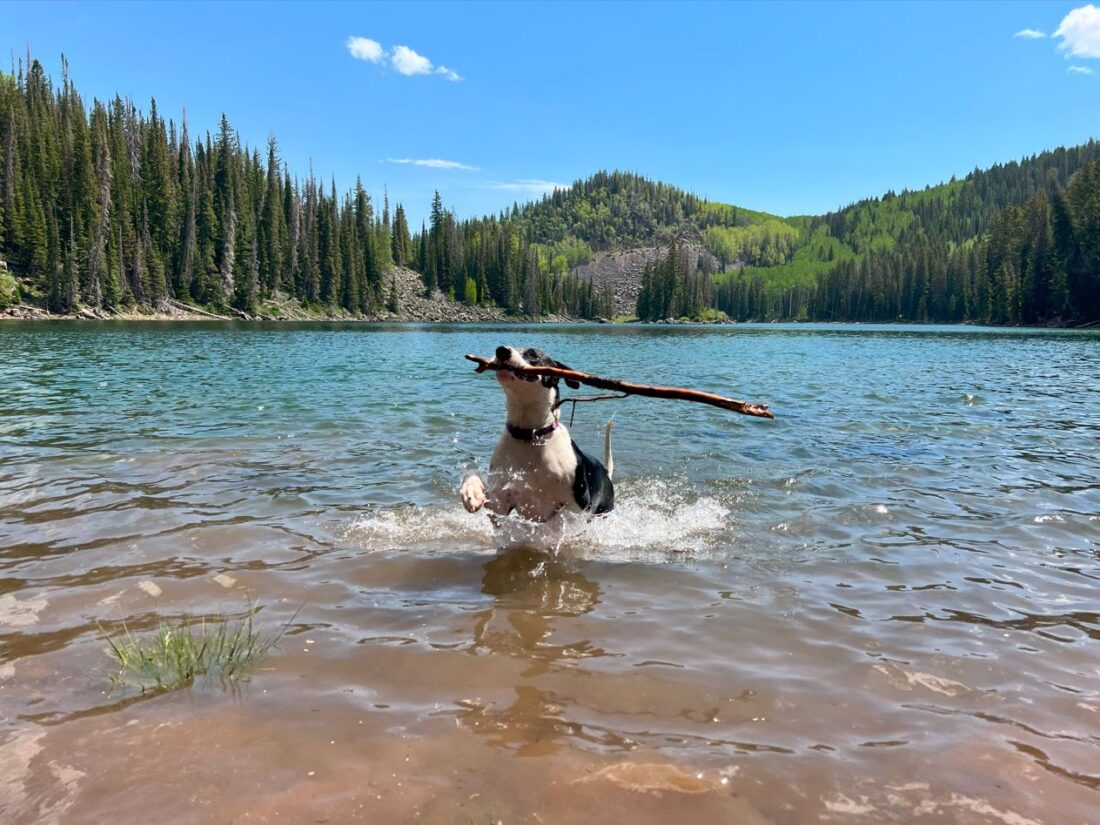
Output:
left=101, top=606, right=291, bottom=693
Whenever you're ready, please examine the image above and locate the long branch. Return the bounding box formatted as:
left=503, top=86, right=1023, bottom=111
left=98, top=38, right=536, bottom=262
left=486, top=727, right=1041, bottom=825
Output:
left=465, top=354, right=774, bottom=419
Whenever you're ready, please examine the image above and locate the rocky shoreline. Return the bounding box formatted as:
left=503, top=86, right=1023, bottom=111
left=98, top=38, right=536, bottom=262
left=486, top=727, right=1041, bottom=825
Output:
left=4, top=302, right=1087, bottom=329
left=6, top=263, right=1085, bottom=328
left=0, top=267, right=579, bottom=325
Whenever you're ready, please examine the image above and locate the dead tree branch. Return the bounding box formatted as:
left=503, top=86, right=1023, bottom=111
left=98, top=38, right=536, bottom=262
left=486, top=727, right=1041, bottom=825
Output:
left=465, top=354, right=774, bottom=419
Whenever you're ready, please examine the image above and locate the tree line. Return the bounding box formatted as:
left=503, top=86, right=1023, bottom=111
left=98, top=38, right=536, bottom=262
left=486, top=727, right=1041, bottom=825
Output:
left=3, top=56, right=1096, bottom=326
left=408, top=190, right=613, bottom=318
left=0, top=58, right=397, bottom=315
left=782, top=159, right=1100, bottom=325
left=794, top=143, right=1100, bottom=324
left=705, top=145, right=1100, bottom=325
left=635, top=242, right=716, bottom=320
left=0, top=57, right=611, bottom=319
left=503, top=151, right=1100, bottom=326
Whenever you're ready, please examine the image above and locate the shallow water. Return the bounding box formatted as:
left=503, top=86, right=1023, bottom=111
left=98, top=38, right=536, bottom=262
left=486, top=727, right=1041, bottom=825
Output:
left=1, top=321, right=1098, bottom=824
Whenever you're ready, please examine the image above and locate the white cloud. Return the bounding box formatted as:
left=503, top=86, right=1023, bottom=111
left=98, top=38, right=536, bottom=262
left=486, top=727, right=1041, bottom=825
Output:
left=346, top=36, right=385, bottom=63
left=1069, top=64, right=1096, bottom=74
left=1055, top=4, right=1100, bottom=58
left=1014, top=28, right=1047, bottom=39
left=346, top=37, right=462, bottom=81
left=389, top=46, right=462, bottom=81
left=385, top=158, right=479, bottom=171
left=488, top=179, right=568, bottom=195
left=391, top=45, right=433, bottom=76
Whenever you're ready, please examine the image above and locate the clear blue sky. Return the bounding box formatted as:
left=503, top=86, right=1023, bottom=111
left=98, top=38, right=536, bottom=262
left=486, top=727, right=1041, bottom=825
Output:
left=3, top=1, right=1098, bottom=226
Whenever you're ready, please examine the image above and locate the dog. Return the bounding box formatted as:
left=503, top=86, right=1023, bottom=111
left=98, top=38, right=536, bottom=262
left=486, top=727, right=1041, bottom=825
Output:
left=461, top=345, right=614, bottom=526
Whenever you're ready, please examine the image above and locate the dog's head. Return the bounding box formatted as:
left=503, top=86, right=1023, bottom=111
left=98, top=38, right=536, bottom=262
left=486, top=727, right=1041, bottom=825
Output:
left=493, top=345, right=580, bottom=407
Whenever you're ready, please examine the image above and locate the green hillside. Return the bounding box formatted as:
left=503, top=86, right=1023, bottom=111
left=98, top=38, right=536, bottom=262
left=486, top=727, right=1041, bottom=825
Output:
left=2, top=54, right=1097, bottom=326
left=510, top=169, right=784, bottom=250
left=723, top=145, right=1099, bottom=324
left=504, top=150, right=1100, bottom=326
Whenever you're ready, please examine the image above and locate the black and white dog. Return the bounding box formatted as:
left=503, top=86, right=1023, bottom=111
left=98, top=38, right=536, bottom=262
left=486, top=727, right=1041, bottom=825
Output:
left=461, top=346, right=614, bottom=525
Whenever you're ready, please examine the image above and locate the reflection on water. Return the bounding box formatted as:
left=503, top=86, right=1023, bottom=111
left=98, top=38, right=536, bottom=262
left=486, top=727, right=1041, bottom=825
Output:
left=1, top=321, right=1099, bottom=824
left=477, top=552, right=600, bottom=664
left=479, top=548, right=600, bottom=614
left=462, top=551, right=611, bottom=755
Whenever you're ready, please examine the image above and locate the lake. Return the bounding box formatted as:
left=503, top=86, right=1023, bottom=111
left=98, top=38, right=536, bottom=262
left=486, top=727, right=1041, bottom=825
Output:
left=1, top=321, right=1098, bottom=824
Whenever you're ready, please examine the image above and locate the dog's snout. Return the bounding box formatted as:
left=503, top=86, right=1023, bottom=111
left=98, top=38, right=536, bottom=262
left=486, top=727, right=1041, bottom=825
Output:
left=495, top=346, right=511, bottom=363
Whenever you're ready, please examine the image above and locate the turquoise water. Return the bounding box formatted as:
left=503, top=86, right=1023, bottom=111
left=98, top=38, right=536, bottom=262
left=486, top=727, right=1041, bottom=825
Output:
left=1, top=321, right=1098, bottom=824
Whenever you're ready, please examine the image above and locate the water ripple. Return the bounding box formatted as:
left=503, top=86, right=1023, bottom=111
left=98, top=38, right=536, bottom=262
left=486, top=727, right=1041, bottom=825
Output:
left=1, top=321, right=1098, bottom=824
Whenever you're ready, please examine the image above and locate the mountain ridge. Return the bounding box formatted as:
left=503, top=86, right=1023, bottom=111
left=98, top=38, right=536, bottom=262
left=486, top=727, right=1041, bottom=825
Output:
left=0, top=56, right=1096, bottom=325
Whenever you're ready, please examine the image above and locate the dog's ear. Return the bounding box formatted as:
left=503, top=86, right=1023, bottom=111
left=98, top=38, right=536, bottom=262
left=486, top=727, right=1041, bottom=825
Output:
left=553, top=360, right=581, bottom=390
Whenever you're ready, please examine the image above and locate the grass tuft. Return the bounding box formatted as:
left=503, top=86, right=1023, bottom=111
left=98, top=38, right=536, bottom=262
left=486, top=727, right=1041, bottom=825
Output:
left=101, top=606, right=289, bottom=693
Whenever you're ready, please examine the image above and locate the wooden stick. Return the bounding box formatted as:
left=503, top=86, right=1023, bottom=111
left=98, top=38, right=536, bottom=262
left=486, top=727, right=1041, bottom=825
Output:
left=465, top=354, right=774, bottom=419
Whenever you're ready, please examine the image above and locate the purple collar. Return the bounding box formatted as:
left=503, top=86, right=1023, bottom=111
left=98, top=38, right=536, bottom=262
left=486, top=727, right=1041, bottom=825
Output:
left=507, top=420, right=560, bottom=443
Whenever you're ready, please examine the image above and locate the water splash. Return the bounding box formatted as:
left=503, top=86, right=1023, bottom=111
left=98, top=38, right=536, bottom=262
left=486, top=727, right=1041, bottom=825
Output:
left=342, top=505, right=496, bottom=552
left=561, top=479, right=732, bottom=561
left=342, top=478, right=733, bottom=562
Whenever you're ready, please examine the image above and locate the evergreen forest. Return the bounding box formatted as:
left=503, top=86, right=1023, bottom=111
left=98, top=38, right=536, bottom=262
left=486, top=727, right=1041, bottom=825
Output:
left=1, top=57, right=1097, bottom=326
left=0, top=58, right=612, bottom=319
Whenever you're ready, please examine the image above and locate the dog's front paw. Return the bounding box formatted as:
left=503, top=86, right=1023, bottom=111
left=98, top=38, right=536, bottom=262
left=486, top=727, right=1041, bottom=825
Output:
left=461, top=474, right=487, bottom=513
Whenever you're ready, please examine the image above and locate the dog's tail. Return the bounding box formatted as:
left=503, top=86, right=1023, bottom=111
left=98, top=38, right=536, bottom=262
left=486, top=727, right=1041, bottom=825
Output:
left=603, top=419, right=614, bottom=481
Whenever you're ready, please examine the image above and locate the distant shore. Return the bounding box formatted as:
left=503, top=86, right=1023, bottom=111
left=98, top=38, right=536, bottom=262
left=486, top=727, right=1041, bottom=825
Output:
left=5, top=303, right=1094, bottom=330
left=3, top=258, right=1095, bottom=330
left=0, top=302, right=576, bottom=324
left=0, top=266, right=574, bottom=325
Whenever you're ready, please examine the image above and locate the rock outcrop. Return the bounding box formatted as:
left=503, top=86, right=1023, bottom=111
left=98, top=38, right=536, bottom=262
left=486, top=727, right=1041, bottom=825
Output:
left=569, top=244, right=720, bottom=316
left=366, top=267, right=508, bottom=323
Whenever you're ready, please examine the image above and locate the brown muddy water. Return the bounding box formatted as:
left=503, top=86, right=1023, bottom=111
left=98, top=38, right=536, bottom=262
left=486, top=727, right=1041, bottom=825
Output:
left=1, top=321, right=1098, bottom=825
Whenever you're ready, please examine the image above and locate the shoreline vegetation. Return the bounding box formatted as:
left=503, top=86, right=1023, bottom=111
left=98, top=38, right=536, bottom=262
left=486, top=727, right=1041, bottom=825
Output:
left=6, top=301, right=1098, bottom=328
left=100, top=605, right=289, bottom=693
left=2, top=251, right=1097, bottom=328
left=0, top=265, right=535, bottom=323
left=1, top=56, right=1097, bottom=330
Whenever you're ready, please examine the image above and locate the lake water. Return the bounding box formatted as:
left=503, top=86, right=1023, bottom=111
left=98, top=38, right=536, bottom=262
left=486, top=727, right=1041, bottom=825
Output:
left=1, top=321, right=1098, bottom=824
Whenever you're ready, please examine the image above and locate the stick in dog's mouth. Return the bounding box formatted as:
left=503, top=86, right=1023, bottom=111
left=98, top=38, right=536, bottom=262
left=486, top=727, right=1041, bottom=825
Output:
left=464, top=353, right=775, bottom=419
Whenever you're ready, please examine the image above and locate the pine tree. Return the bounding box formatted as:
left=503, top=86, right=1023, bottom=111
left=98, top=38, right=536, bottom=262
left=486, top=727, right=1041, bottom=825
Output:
left=285, top=172, right=299, bottom=296
left=235, top=228, right=259, bottom=312
left=391, top=202, right=410, bottom=266
left=387, top=271, right=398, bottom=313
left=427, top=191, right=445, bottom=295
left=217, top=186, right=235, bottom=303
left=419, top=219, right=433, bottom=294
left=259, top=136, right=285, bottom=294
left=84, top=102, right=110, bottom=307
